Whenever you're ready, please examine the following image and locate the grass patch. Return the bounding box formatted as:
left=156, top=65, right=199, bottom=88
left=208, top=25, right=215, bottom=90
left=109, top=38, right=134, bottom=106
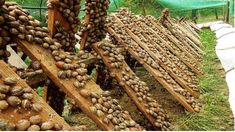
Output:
left=175, top=29, right=234, bottom=131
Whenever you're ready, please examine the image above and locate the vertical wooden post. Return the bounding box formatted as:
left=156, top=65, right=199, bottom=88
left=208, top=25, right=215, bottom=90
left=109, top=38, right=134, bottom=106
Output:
left=225, top=0, right=230, bottom=23
left=192, top=9, right=197, bottom=23
left=42, top=86, right=48, bottom=101
left=215, top=8, right=218, bottom=19
left=234, top=0, right=235, bottom=27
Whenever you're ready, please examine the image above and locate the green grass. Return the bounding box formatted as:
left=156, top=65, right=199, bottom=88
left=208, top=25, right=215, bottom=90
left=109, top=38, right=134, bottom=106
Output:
left=37, top=86, right=43, bottom=97
left=175, top=29, right=234, bottom=131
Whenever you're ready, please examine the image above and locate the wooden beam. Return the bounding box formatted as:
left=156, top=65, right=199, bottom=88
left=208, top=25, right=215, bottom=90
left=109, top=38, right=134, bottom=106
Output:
left=139, top=21, right=203, bottom=76
left=47, top=7, right=70, bottom=37
left=93, top=42, right=174, bottom=129
left=79, top=12, right=91, bottom=50
left=0, top=61, right=71, bottom=130
left=93, top=43, right=159, bottom=129
left=150, top=20, right=200, bottom=63
left=42, top=86, right=48, bottom=101
left=77, top=54, right=97, bottom=65
left=167, top=17, right=202, bottom=48
left=161, top=23, right=202, bottom=59
left=112, top=15, right=199, bottom=97
left=150, top=17, right=202, bottom=59
left=141, top=32, right=199, bottom=96
left=107, top=27, right=195, bottom=112
left=15, top=39, right=115, bottom=130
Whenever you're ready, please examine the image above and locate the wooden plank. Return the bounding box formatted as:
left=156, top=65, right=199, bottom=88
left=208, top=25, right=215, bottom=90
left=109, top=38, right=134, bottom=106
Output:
left=107, top=27, right=195, bottom=112
left=151, top=17, right=202, bottom=59
left=47, top=7, right=70, bottom=37
left=181, top=21, right=200, bottom=39
left=15, top=39, right=115, bottom=130
left=79, top=14, right=90, bottom=50
left=163, top=25, right=202, bottom=59
left=0, top=61, right=70, bottom=130
left=149, top=19, right=200, bottom=63
left=93, top=43, right=160, bottom=129
left=168, top=18, right=202, bottom=48
left=139, top=21, right=203, bottom=76
left=112, top=15, right=199, bottom=97
left=184, top=35, right=204, bottom=55
left=130, top=21, right=200, bottom=95
left=26, top=73, right=47, bottom=86
left=140, top=32, right=199, bottom=96
left=42, top=86, right=48, bottom=101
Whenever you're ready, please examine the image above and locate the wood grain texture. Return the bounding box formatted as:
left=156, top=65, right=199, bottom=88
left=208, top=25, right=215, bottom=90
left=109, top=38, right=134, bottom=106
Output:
left=15, top=39, right=114, bottom=130
left=143, top=21, right=203, bottom=75
left=0, top=61, right=70, bottom=130
left=150, top=21, right=199, bottom=63
left=47, top=7, right=70, bottom=37
left=93, top=42, right=159, bottom=129
left=79, top=13, right=91, bottom=50
left=112, top=14, right=199, bottom=98
left=107, top=27, right=195, bottom=112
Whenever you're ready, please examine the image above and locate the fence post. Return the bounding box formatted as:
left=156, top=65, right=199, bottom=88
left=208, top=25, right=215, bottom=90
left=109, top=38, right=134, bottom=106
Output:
left=225, top=0, right=230, bottom=23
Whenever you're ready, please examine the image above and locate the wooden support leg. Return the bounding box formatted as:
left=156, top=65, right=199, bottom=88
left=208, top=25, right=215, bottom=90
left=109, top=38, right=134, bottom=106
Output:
left=42, top=85, right=48, bottom=101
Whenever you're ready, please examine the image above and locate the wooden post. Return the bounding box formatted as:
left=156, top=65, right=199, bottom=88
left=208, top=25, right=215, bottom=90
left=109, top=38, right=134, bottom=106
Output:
left=215, top=8, right=218, bottom=19
left=225, top=0, right=230, bottom=23
left=42, top=85, right=48, bottom=101
left=192, top=9, right=197, bottom=23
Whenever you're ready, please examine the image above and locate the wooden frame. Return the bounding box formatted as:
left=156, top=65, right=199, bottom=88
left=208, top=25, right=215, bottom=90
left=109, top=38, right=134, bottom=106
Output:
left=0, top=61, right=70, bottom=130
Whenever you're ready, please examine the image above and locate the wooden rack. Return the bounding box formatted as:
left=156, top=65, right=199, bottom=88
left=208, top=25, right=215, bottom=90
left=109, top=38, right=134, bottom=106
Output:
left=93, top=42, right=165, bottom=129
left=106, top=28, right=195, bottom=112
left=112, top=14, right=199, bottom=97
left=16, top=39, right=115, bottom=130
left=0, top=61, right=71, bottom=130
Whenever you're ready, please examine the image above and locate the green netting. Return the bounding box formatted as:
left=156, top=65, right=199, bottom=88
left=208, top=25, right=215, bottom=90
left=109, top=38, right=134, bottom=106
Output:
left=109, top=0, right=122, bottom=12
left=156, top=0, right=227, bottom=11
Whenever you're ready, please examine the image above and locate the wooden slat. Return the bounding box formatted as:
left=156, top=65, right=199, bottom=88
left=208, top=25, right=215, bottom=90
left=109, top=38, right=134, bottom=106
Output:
left=181, top=21, right=200, bottom=39
left=47, top=7, right=70, bottom=37
left=151, top=17, right=202, bottom=59
left=140, top=33, right=199, bottom=97
left=0, top=61, right=70, bottom=130
left=112, top=14, right=199, bottom=97
left=163, top=25, right=202, bottom=59
left=165, top=17, right=202, bottom=48
left=148, top=19, right=201, bottom=65
left=77, top=55, right=97, bottom=65
left=107, top=27, right=195, bottom=112
left=42, top=86, right=48, bottom=101
left=176, top=22, right=202, bottom=48
left=138, top=21, right=203, bottom=76
left=93, top=43, right=160, bottom=129
left=15, top=39, right=115, bottom=130
left=165, top=18, right=203, bottom=54
left=130, top=22, right=200, bottom=95
left=79, top=14, right=90, bottom=50
left=145, top=20, right=203, bottom=75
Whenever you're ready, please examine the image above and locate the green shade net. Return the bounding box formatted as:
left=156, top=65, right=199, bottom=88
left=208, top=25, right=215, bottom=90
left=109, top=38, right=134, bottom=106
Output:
left=157, top=0, right=234, bottom=17
left=157, top=0, right=227, bottom=11
left=109, top=0, right=122, bottom=12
